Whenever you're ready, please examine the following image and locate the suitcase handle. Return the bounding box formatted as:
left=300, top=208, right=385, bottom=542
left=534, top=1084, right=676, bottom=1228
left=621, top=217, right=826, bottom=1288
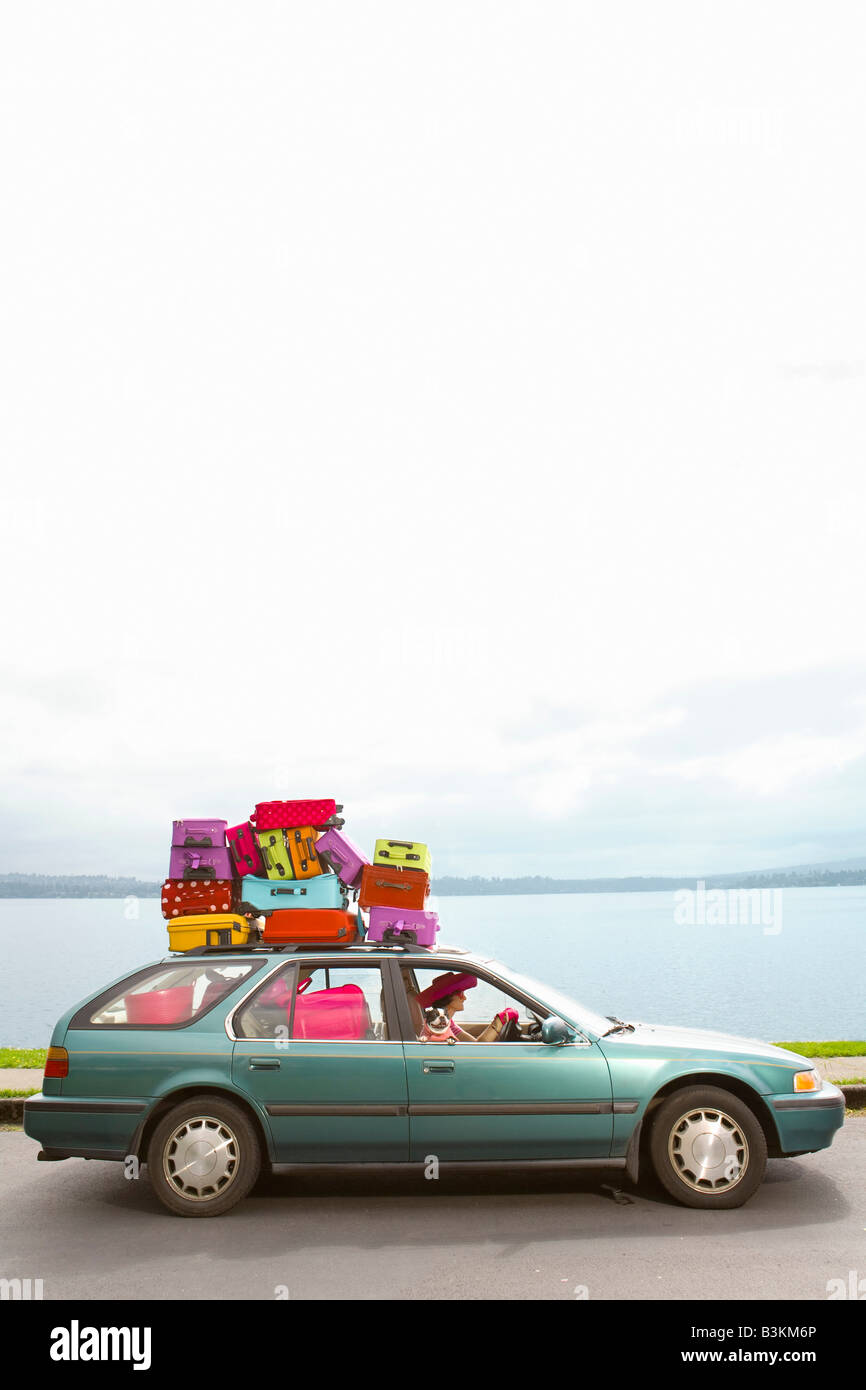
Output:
left=183, top=866, right=216, bottom=881
left=229, top=839, right=256, bottom=870
left=261, top=844, right=289, bottom=877
left=382, top=925, right=418, bottom=944
left=385, top=841, right=415, bottom=850
left=183, top=835, right=213, bottom=848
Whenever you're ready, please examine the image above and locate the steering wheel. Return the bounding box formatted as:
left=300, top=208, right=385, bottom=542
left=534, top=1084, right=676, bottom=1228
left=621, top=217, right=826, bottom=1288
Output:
left=493, top=1012, right=521, bottom=1043
left=526, top=1010, right=544, bottom=1041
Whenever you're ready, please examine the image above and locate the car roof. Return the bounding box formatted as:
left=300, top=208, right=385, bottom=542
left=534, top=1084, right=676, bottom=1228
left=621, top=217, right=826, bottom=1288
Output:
left=158, top=942, right=491, bottom=966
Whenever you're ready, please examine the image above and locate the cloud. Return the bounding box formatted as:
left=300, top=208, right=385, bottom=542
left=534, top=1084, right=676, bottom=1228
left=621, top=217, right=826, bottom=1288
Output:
left=1, top=6, right=866, bottom=879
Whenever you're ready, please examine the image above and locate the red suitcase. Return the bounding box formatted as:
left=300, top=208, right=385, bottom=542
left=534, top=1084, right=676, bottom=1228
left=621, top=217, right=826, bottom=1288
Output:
left=260, top=908, right=361, bottom=945
left=250, top=800, right=344, bottom=831
left=358, top=864, right=430, bottom=911
left=161, top=878, right=237, bottom=919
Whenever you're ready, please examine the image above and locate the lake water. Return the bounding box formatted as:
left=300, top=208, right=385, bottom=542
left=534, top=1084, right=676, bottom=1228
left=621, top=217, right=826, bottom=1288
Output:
left=0, top=887, right=863, bottom=1048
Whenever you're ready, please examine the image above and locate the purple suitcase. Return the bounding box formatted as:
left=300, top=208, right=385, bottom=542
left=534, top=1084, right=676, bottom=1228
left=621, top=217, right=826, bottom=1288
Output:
left=366, top=906, right=440, bottom=946
left=315, top=827, right=369, bottom=890
left=172, top=819, right=228, bottom=848
left=226, top=822, right=264, bottom=878
left=169, top=845, right=234, bottom=881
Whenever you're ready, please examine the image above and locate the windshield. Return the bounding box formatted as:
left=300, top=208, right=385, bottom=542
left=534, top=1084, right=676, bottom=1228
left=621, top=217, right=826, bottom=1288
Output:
left=485, top=960, right=613, bottom=1038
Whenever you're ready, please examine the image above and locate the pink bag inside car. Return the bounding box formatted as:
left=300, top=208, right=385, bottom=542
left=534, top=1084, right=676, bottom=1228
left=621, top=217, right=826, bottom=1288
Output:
left=125, top=986, right=195, bottom=1025
left=292, top=984, right=369, bottom=1040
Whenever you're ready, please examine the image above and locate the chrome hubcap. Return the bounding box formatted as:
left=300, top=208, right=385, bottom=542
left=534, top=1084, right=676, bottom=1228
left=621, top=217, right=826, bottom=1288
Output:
left=163, top=1116, right=240, bottom=1201
left=668, top=1106, right=748, bottom=1192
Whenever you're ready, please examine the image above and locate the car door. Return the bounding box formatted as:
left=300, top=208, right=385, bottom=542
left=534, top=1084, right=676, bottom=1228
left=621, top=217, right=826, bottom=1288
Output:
left=231, top=958, right=410, bottom=1163
left=393, top=959, right=613, bottom=1162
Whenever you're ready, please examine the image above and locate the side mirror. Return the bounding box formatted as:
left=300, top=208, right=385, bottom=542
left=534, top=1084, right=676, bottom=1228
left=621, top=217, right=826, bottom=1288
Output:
left=541, top=1016, right=575, bottom=1046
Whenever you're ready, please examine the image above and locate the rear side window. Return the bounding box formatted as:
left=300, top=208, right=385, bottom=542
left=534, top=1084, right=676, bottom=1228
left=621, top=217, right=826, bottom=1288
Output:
left=234, top=964, right=389, bottom=1041
left=81, top=963, right=261, bottom=1028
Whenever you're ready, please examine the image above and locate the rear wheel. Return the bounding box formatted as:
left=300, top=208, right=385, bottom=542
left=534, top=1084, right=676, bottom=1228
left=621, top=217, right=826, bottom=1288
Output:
left=147, top=1096, right=261, bottom=1217
left=648, top=1086, right=767, bottom=1209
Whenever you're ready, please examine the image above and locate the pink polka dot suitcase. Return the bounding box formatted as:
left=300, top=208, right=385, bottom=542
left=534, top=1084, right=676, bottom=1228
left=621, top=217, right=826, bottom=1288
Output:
left=250, top=799, right=344, bottom=832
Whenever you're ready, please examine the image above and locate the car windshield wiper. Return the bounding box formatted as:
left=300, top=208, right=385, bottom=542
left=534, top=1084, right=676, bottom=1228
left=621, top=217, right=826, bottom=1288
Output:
left=602, top=1016, right=635, bottom=1036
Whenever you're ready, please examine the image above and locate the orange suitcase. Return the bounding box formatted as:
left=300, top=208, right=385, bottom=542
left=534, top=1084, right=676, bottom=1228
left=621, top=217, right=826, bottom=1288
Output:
left=260, top=907, right=361, bottom=945
left=358, top=864, right=430, bottom=911
left=285, top=826, right=324, bottom=880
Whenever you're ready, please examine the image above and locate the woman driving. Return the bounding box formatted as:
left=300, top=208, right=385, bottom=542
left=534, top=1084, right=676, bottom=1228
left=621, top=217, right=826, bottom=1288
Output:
left=414, top=971, right=518, bottom=1043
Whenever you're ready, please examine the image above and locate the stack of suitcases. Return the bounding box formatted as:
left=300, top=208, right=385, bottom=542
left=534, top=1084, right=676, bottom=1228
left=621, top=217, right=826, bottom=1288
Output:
left=160, top=800, right=441, bottom=951
left=360, top=840, right=439, bottom=946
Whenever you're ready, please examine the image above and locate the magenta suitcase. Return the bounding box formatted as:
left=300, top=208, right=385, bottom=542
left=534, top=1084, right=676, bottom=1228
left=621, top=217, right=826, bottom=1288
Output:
left=366, top=906, right=440, bottom=946
left=172, top=819, right=228, bottom=848
left=169, top=845, right=234, bottom=880
left=226, top=822, right=264, bottom=878
left=315, top=827, right=369, bottom=890
left=251, top=799, right=344, bottom=832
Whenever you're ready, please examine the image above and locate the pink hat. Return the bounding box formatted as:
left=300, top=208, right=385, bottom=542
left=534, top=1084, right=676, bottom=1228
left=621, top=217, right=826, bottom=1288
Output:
left=416, top=972, right=477, bottom=1008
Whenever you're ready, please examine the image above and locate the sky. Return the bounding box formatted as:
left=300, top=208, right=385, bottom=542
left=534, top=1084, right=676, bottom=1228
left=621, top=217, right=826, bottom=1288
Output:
left=1, top=3, right=865, bottom=881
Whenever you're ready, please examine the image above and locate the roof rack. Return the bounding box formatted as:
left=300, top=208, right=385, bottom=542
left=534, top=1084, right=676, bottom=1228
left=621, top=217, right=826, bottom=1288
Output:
left=169, top=940, right=470, bottom=958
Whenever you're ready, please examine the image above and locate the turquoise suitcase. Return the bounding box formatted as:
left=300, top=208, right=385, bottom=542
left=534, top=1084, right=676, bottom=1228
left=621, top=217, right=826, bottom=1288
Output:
left=239, top=873, right=348, bottom=913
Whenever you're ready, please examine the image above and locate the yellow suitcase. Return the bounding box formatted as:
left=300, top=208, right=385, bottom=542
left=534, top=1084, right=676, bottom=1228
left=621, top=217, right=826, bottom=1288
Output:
left=167, top=914, right=257, bottom=952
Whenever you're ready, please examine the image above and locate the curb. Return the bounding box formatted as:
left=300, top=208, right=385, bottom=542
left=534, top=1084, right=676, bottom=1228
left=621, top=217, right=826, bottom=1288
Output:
left=0, top=1098, right=32, bottom=1122
left=3, top=1085, right=865, bottom=1128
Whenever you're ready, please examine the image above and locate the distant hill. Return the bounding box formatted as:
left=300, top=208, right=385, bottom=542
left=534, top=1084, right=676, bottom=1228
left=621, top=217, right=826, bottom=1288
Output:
left=1, top=864, right=865, bottom=898
left=0, top=874, right=161, bottom=899
left=434, top=869, right=866, bottom=895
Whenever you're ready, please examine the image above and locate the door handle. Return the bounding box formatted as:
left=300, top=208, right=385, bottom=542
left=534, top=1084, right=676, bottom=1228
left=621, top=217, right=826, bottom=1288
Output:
left=249, top=1057, right=281, bottom=1070
left=423, top=1061, right=455, bottom=1074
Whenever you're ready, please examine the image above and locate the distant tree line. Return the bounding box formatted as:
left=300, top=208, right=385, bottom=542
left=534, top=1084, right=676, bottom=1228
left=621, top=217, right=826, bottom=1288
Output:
left=0, top=874, right=161, bottom=898
left=1, top=869, right=865, bottom=899
left=436, top=870, right=866, bottom=893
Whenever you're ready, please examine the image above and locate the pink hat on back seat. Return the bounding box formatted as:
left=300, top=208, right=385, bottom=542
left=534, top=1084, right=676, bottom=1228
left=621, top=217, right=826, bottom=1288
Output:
left=416, top=972, right=478, bottom=1008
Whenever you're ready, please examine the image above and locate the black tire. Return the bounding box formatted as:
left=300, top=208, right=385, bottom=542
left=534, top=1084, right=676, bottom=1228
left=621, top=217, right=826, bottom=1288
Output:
left=648, top=1085, right=767, bottom=1209
left=146, top=1096, right=262, bottom=1218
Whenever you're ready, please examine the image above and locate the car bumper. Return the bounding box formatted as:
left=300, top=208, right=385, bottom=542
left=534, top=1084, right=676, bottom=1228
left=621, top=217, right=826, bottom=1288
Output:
left=23, top=1092, right=147, bottom=1159
left=769, top=1080, right=845, bottom=1154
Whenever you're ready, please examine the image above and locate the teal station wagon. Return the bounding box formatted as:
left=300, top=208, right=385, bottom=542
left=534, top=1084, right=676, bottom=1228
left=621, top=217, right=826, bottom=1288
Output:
left=24, top=942, right=845, bottom=1217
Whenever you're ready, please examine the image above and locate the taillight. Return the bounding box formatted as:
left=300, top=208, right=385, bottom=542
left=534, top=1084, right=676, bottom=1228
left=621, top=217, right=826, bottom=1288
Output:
left=44, top=1046, right=69, bottom=1079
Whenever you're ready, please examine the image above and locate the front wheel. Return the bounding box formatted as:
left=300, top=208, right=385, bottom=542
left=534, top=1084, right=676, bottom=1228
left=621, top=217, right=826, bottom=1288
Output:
left=648, top=1086, right=767, bottom=1209
left=146, top=1096, right=262, bottom=1217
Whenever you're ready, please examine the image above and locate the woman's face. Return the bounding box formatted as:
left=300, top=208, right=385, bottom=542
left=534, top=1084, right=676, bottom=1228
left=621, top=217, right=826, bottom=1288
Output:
left=445, top=990, right=467, bottom=1016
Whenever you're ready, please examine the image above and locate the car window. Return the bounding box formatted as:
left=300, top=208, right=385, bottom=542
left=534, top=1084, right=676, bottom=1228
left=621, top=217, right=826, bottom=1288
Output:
left=86, top=963, right=260, bottom=1027
left=235, top=965, right=390, bottom=1042
left=408, top=966, right=541, bottom=1042
left=485, top=961, right=611, bottom=1037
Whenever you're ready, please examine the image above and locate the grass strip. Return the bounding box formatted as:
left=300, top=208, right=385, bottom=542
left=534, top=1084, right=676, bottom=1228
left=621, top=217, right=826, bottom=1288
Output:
left=773, top=1041, right=866, bottom=1057
left=0, top=1048, right=47, bottom=1067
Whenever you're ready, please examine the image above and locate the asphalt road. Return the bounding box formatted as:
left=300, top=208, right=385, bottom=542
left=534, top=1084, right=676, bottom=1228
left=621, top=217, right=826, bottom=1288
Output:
left=0, top=1121, right=863, bottom=1301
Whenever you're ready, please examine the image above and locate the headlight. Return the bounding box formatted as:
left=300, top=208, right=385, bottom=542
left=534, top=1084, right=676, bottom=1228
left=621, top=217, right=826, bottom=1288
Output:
left=793, top=1068, right=822, bottom=1092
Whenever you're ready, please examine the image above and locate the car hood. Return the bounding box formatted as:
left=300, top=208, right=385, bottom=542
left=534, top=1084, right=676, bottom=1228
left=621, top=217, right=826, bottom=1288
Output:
left=600, top=1020, right=810, bottom=1068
